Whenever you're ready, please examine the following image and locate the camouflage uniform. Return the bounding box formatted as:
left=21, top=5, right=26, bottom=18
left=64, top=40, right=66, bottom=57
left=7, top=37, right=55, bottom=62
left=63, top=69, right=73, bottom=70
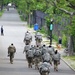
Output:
left=41, top=45, right=47, bottom=55
left=23, top=31, right=32, bottom=45
left=33, top=46, right=41, bottom=69
left=8, top=43, right=16, bottom=64
left=42, top=52, right=52, bottom=65
left=23, top=45, right=30, bottom=60
left=53, top=50, right=60, bottom=71
left=39, top=62, right=51, bottom=75
left=26, top=49, right=34, bottom=68
left=35, top=32, right=42, bottom=47
left=47, top=46, right=55, bottom=60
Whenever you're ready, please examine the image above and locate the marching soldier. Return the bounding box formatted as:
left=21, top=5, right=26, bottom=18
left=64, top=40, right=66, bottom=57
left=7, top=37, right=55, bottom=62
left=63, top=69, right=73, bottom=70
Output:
left=47, top=45, right=55, bottom=60
left=33, top=45, right=41, bottom=69
left=41, top=44, right=47, bottom=55
left=53, top=50, right=61, bottom=71
left=42, top=52, right=52, bottom=65
left=8, top=43, right=16, bottom=64
left=23, top=44, right=30, bottom=60
left=26, top=48, right=34, bottom=68
left=35, top=32, right=42, bottom=47
left=39, top=61, right=51, bottom=75
left=23, top=31, right=32, bottom=45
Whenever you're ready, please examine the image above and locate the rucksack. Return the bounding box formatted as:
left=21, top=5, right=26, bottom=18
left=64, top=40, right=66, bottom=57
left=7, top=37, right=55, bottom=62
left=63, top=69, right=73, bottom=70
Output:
left=25, top=34, right=32, bottom=40
left=24, top=45, right=30, bottom=52
left=35, top=32, right=42, bottom=40
left=34, top=50, right=40, bottom=57
left=53, top=54, right=60, bottom=61
left=8, top=46, right=15, bottom=53
left=27, top=50, right=33, bottom=57
left=43, top=53, right=50, bottom=61
left=42, top=47, right=47, bottom=55
left=36, top=35, right=42, bottom=40
left=41, top=67, right=48, bottom=72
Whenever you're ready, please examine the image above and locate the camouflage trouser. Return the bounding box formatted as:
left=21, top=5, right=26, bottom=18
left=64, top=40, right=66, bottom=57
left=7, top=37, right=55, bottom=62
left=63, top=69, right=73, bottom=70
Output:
left=26, top=54, right=28, bottom=61
left=34, top=57, right=40, bottom=69
left=9, top=52, right=14, bottom=64
left=27, top=57, right=33, bottom=68
left=36, top=40, right=41, bottom=47
left=54, top=60, right=60, bottom=71
left=25, top=40, right=31, bottom=45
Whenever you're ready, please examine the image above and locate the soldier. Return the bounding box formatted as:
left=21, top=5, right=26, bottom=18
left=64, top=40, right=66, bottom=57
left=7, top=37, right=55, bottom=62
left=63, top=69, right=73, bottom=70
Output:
left=8, top=43, right=16, bottom=64
left=42, top=52, right=52, bottom=65
left=41, top=44, right=47, bottom=55
left=26, top=48, right=34, bottom=68
left=23, top=31, right=32, bottom=45
left=39, top=61, right=51, bottom=75
left=33, top=45, right=41, bottom=69
left=53, top=50, right=60, bottom=71
left=23, top=45, right=30, bottom=60
left=35, top=32, right=42, bottom=47
left=47, top=45, right=55, bottom=59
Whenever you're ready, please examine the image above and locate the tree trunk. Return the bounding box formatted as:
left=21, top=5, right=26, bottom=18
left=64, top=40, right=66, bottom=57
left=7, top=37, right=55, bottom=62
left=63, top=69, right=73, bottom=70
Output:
left=68, top=36, right=74, bottom=55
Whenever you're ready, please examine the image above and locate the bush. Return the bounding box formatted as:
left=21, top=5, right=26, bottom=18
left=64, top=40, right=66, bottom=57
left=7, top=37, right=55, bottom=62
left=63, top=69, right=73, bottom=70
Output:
left=38, top=26, right=47, bottom=36
left=53, top=34, right=58, bottom=41
left=62, top=34, right=67, bottom=46
left=0, top=10, right=4, bottom=17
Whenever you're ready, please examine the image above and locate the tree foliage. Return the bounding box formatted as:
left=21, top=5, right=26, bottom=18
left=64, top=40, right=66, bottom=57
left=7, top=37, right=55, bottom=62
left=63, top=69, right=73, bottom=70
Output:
left=3, top=0, right=75, bottom=53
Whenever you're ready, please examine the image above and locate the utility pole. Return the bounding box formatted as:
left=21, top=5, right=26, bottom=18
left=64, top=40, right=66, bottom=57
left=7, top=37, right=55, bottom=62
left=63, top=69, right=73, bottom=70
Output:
left=50, top=18, right=53, bottom=45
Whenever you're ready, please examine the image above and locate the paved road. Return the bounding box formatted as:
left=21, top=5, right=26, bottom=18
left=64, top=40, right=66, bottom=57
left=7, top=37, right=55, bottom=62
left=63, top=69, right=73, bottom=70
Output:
left=0, top=8, right=75, bottom=75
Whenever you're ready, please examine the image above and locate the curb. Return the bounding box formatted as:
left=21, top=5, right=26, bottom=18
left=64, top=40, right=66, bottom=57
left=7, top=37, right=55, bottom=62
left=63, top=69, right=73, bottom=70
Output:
left=61, top=57, right=75, bottom=72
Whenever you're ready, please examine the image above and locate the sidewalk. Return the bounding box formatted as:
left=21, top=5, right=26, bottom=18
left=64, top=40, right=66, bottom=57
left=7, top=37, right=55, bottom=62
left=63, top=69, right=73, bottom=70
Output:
left=27, top=26, right=75, bottom=72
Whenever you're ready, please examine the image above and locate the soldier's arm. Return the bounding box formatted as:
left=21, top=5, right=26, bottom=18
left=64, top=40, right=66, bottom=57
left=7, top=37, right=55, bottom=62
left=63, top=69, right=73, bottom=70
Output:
left=23, top=47, right=25, bottom=53
left=14, top=47, right=16, bottom=53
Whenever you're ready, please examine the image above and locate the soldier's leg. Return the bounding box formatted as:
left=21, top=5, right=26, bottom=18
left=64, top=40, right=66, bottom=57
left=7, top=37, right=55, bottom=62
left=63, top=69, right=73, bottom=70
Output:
left=54, top=60, right=57, bottom=71
left=29, top=57, right=33, bottom=68
left=35, top=58, right=39, bottom=69
left=28, top=57, right=32, bottom=68
left=56, top=61, right=59, bottom=71
left=11, top=53, right=14, bottom=64
left=30, top=57, right=33, bottom=68
left=32, top=57, right=34, bottom=65
left=34, top=58, right=37, bottom=69
left=10, top=54, right=11, bottom=63
left=10, top=53, right=13, bottom=64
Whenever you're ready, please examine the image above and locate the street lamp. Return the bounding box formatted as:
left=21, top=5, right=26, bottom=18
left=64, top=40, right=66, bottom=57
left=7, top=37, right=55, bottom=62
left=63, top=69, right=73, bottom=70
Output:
left=50, top=18, right=53, bottom=45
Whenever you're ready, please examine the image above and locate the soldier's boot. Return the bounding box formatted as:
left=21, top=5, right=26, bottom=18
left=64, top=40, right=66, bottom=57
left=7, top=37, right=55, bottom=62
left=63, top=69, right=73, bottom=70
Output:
left=10, top=61, right=13, bottom=64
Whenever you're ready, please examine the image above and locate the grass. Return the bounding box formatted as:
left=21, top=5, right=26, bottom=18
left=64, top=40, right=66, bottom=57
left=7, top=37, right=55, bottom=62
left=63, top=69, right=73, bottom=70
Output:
left=0, top=10, right=4, bottom=16
left=64, top=56, right=75, bottom=61
left=63, top=56, right=75, bottom=69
